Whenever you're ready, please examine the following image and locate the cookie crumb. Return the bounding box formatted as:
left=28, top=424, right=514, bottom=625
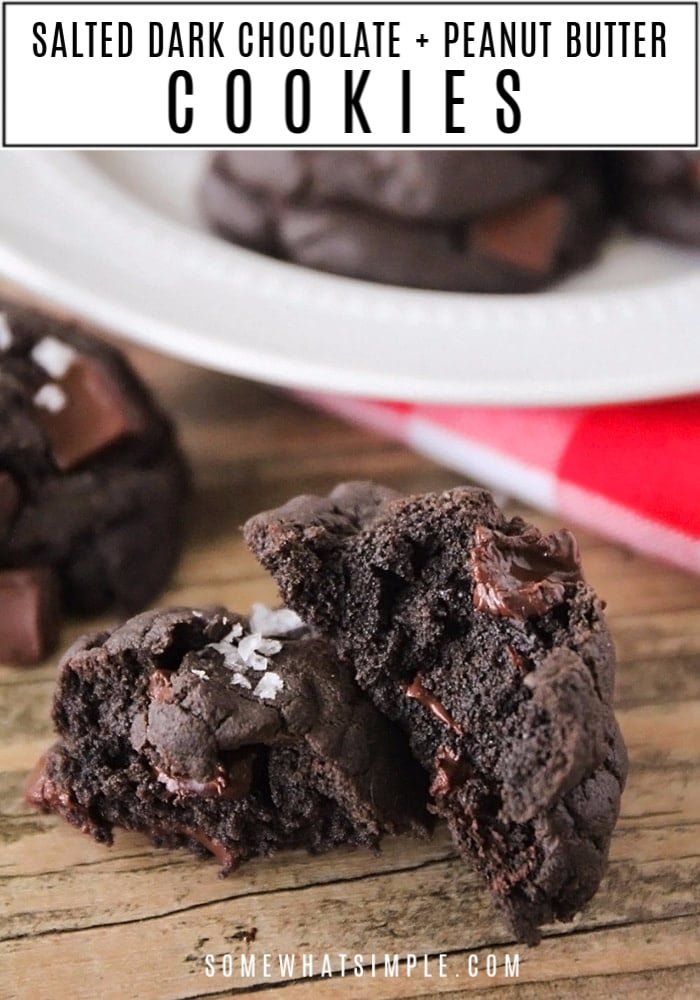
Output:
left=231, top=927, right=258, bottom=944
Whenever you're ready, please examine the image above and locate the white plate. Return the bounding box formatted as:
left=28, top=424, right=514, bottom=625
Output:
left=1, top=149, right=699, bottom=404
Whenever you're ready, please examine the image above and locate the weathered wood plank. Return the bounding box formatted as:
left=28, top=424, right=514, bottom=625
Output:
left=2, top=815, right=698, bottom=942
left=172, top=918, right=700, bottom=1000
left=3, top=881, right=698, bottom=999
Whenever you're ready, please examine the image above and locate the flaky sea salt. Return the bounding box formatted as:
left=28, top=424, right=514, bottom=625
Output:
left=238, top=632, right=282, bottom=666
left=208, top=609, right=288, bottom=678
left=208, top=641, right=246, bottom=670
left=253, top=672, right=284, bottom=701
left=231, top=672, right=252, bottom=690
left=257, top=637, right=283, bottom=656
left=237, top=632, right=263, bottom=662
left=249, top=603, right=303, bottom=637
left=247, top=651, right=271, bottom=672
left=0, top=314, right=12, bottom=351
left=237, top=633, right=281, bottom=671
left=191, top=668, right=209, bottom=680
left=34, top=383, right=67, bottom=413
left=31, top=336, right=77, bottom=379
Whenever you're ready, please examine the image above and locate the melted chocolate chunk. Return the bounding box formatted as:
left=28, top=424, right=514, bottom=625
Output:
left=25, top=748, right=101, bottom=836
left=506, top=646, right=530, bottom=674
left=151, top=822, right=242, bottom=873
left=404, top=675, right=462, bottom=734
left=429, top=747, right=472, bottom=797
left=183, top=828, right=241, bottom=873
left=155, top=756, right=255, bottom=802
left=471, top=524, right=582, bottom=619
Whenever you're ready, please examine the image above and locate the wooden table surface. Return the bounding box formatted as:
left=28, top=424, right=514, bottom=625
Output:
left=2, top=340, right=699, bottom=1000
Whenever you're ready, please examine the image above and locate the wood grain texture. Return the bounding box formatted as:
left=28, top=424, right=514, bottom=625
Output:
left=1, top=331, right=699, bottom=1000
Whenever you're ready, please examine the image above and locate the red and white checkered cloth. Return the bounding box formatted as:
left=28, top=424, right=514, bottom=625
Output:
left=302, top=392, right=700, bottom=574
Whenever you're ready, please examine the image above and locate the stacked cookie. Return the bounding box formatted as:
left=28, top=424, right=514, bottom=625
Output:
left=29, top=481, right=627, bottom=944
left=202, top=150, right=700, bottom=292
left=201, top=151, right=611, bottom=292
left=0, top=302, right=189, bottom=663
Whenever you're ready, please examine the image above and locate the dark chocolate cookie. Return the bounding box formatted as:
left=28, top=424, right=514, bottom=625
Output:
left=245, top=482, right=628, bottom=943
left=613, top=151, right=700, bottom=245
left=0, top=302, right=189, bottom=626
left=27, top=604, right=429, bottom=869
left=206, top=151, right=572, bottom=223
left=202, top=158, right=609, bottom=293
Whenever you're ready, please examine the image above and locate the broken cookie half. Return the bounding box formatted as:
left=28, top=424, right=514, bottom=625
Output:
left=27, top=604, right=429, bottom=871
left=244, top=481, right=628, bottom=944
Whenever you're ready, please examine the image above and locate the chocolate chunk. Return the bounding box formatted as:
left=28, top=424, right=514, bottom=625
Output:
left=472, top=195, right=568, bottom=273
left=33, top=356, right=145, bottom=471
left=404, top=675, right=462, bottom=734
left=0, top=471, right=20, bottom=527
left=0, top=567, right=60, bottom=665
left=471, top=524, right=582, bottom=619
